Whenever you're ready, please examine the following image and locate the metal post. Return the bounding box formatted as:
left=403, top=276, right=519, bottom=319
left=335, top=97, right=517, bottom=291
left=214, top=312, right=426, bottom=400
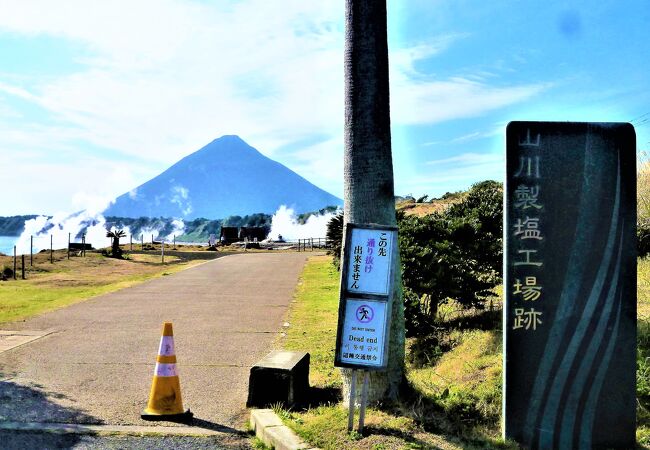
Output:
left=30, top=235, right=33, bottom=266
left=13, top=246, right=17, bottom=279
left=347, top=370, right=357, bottom=432
left=21, top=254, right=25, bottom=280
left=358, top=370, right=369, bottom=433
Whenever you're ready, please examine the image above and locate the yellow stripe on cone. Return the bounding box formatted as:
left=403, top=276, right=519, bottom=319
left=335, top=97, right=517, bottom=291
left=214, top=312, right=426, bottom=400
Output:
left=141, top=322, right=193, bottom=422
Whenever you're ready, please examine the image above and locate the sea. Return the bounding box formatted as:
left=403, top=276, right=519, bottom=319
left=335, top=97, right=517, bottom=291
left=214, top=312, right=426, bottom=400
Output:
left=0, top=236, right=17, bottom=256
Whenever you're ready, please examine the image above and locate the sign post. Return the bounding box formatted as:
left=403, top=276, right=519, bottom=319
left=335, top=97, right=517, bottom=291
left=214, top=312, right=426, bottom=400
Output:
left=335, top=223, right=397, bottom=433
left=504, top=122, right=636, bottom=449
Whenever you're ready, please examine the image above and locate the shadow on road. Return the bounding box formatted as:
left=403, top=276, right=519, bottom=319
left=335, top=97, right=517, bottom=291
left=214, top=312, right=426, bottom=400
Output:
left=0, top=379, right=102, bottom=425
left=0, top=373, right=103, bottom=448
left=191, top=417, right=248, bottom=436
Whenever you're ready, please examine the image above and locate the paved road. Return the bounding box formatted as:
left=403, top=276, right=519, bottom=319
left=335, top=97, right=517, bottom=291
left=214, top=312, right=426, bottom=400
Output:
left=0, top=252, right=309, bottom=447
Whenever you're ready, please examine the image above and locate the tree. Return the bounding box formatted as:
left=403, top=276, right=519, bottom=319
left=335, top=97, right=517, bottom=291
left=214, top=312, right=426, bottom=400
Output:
left=342, top=0, right=405, bottom=403
left=326, top=211, right=344, bottom=270
left=106, top=229, right=126, bottom=259
left=398, top=181, right=503, bottom=334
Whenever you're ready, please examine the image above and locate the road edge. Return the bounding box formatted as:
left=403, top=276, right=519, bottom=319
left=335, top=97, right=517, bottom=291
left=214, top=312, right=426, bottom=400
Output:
left=249, top=409, right=319, bottom=450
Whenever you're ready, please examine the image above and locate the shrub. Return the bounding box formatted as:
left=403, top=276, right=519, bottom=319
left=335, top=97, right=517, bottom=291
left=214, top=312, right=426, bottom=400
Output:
left=325, top=211, right=344, bottom=270
left=398, top=181, right=503, bottom=335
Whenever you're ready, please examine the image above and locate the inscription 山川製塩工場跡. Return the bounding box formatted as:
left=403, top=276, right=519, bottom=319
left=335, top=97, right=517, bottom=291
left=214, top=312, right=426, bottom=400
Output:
left=504, top=122, right=636, bottom=449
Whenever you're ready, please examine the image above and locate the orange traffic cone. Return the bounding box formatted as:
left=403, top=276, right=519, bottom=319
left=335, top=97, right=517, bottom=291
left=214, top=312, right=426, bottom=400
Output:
left=141, top=322, right=193, bottom=422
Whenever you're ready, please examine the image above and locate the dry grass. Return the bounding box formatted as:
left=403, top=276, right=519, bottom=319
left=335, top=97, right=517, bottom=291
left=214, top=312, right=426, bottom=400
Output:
left=396, top=199, right=459, bottom=217
left=0, top=246, right=222, bottom=323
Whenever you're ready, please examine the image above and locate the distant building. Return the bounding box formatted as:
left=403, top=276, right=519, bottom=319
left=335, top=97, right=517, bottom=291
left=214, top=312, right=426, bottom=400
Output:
left=219, top=227, right=239, bottom=244
left=239, top=226, right=269, bottom=243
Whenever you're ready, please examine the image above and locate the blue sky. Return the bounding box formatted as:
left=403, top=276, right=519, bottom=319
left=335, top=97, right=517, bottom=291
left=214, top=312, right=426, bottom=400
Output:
left=0, top=0, right=648, bottom=215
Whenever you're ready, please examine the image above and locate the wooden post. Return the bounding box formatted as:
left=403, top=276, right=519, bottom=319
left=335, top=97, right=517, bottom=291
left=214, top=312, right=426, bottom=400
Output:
left=67, top=232, right=70, bottom=259
left=358, top=371, right=370, bottom=433
left=347, top=370, right=357, bottom=432
left=311, top=238, right=314, bottom=252
left=161, top=239, right=164, bottom=263
left=50, top=235, right=53, bottom=264
left=82, top=234, right=86, bottom=256
left=141, top=234, right=144, bottom=250
left=151, top=234, right=154, bottom=244
left=21, top=254, right=25, bottom=280
left=13, top=246, right=17, bottom=280
left=30, top=235, right=33, bottom=266
left=173, top=235, right=176, bottom=248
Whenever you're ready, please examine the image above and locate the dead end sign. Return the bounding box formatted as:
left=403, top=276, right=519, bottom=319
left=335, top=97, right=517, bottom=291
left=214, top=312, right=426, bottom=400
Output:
left=335, top=223, right=397, bottom=371
left=338, top=299, right=388, bottom=367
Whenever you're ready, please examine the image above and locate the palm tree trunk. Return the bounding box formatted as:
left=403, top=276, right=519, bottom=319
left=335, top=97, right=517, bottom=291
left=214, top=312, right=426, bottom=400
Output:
left=342, top=0, right=405, bottom=405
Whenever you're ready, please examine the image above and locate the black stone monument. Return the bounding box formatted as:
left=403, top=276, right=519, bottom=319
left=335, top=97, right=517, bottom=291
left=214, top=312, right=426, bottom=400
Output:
left=504, top=122, right=636, bottom=449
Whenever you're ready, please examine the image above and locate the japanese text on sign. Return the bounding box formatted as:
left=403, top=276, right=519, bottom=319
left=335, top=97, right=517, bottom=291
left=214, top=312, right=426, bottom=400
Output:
left=512, top=128, right=545, bottom=331
left=346, top=228, right=395, bottom=296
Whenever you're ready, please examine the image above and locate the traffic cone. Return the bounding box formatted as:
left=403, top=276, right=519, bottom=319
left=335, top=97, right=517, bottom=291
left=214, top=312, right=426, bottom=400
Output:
left=141, top=322, right=193, bottom=422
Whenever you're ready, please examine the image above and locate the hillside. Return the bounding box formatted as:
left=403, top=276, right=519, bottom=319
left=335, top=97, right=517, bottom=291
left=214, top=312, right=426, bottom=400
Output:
left=104, top=135, right=342, bottom=219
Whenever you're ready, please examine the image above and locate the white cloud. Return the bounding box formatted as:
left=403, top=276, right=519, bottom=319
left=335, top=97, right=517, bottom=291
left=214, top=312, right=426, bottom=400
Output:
left=390, top=75, right=550, bottom=125
left=396, top=151, right=504, bottom=197
left=0, top=0, right=550, bottom=214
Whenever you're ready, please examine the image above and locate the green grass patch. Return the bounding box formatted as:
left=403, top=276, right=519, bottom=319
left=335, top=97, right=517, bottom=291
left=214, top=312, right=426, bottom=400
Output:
left=407, top=329, right=502, bottom=432
left=282, top=255, right=341, bottom=388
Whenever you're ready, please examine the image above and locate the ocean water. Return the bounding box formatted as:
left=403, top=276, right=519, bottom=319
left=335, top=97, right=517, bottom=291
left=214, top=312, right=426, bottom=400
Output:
left=0, top=236, right=17, bottom=256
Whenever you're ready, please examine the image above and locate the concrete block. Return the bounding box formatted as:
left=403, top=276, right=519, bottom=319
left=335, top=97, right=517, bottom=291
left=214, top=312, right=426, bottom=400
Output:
left=247, top=350, right=310, bottom=407
left=250, top=408, right=283, bottom=435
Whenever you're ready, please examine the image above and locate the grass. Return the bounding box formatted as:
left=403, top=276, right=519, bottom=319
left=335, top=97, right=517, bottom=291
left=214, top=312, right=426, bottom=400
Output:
left=0, top=247, right=218, bottom=324
left=638, top=258, right=650, bottom=446
left=278, top=255, right=650, bottom=450
left=277, top=255, right=511, bottom=449
left=281, top=255, right=341, bottom=388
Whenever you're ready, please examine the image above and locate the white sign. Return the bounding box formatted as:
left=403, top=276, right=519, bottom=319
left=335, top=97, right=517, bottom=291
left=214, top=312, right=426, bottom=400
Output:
left=346, top=228, right=395, bottom=296
left=338, top=299, right=387, bottom=368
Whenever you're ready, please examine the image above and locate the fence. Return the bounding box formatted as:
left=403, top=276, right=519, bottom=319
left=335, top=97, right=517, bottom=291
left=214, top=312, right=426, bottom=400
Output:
left=293, top=238, right=329, bottom=252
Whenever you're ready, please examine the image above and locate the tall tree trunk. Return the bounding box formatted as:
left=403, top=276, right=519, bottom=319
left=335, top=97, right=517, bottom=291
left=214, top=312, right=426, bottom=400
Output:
left=341, top=0, right=405, bottom=405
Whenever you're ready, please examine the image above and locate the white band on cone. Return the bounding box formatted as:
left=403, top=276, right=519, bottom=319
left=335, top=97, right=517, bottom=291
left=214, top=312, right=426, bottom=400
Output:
left=154, top=363, right=178, bottom=377
left=158, top=336, right=175, bottom=356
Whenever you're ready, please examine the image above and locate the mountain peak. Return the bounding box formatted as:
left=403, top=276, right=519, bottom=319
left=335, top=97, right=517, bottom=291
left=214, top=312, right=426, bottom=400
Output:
left=104, top=136, right=342, bottom=219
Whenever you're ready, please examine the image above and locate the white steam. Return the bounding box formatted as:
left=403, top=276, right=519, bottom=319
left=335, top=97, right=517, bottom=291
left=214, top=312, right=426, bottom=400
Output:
left=167, top=219, right=185, bottom=240
left=13, top=210, right=186, bottom=254
left=15, top=210, right=112, bottom=254
left=269, top=205, right=337, bottom=241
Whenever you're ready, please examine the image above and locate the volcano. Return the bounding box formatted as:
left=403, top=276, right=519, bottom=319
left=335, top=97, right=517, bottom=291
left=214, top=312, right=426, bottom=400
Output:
left=104, top=135, right=342, bottom=219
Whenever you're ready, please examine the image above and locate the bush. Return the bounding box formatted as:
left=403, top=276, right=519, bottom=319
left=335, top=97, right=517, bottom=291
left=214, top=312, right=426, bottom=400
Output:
left=399, top=181, right=503, bottom=335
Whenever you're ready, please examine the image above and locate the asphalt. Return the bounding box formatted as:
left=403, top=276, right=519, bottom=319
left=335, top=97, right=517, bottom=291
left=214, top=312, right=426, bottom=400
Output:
left=0, top=252, right=310, bottom=447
